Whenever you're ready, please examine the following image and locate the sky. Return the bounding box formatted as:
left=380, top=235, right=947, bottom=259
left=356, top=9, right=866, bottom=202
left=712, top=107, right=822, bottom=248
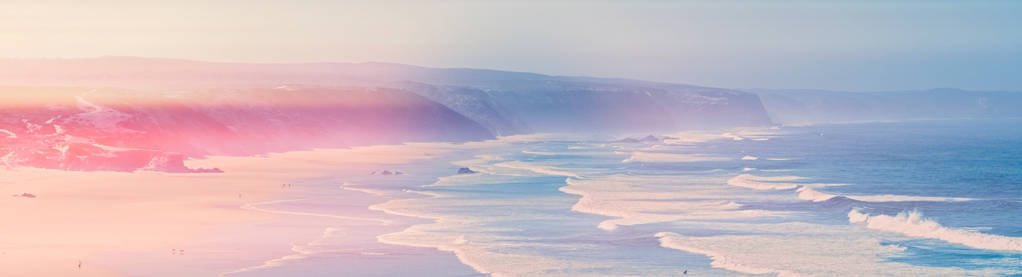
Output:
left=2, top=0, right=1021, bottom=91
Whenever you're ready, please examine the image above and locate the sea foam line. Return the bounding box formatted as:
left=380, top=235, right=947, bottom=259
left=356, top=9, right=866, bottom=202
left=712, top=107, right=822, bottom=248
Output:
left=339, top=182, right=389, bottom=197
left=521, top=150, right=560, bottom=156
left=621, top=151, right=729, bottom=163
left=372, top=180, right=584, bottom=277
left=655, top=232, right=804, bottom=277
left=653, top=225, right=991, bottom=276
left=560, top=177, right=786, bottom=231
left=492, top=161, right=580, bottom=178
left=731, top=174, right=970, bottom=203
left=242, top=198, right=391, bottom=225
left=221, top=227, right=346, bottom=276
left=726, top=174, right=805, bottom=190
left=849, top=209, right=1022, bottom=253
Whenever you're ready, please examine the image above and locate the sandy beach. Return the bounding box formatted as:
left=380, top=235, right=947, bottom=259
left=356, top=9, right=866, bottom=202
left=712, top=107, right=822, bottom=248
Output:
left=0, top=143, right=466, bottom=276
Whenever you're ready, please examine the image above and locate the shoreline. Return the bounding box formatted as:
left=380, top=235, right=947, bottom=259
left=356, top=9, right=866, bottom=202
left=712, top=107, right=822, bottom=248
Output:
left=0, top=143, right=472, bottom=276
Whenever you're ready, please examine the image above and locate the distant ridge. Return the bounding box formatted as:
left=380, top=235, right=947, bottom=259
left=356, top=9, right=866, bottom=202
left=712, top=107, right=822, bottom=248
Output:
left=0, top=57, right=774, bottom=134
left=0, top=57, right=774, bottom=172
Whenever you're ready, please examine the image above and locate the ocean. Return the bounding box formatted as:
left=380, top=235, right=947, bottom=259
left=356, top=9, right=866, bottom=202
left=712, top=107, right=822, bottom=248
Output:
left=228, top=119, right=1022, bottom=276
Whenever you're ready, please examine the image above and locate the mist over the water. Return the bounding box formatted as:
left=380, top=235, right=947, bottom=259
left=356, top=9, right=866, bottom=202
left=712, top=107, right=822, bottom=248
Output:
left=3, top=1, right=1022, bottom=91
left=3, top=1, right=1021, bottom=276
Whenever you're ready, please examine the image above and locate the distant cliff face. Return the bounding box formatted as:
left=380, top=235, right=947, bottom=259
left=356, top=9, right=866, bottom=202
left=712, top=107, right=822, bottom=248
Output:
left=406, top=81, right=771, bottom=135
left=0, top=86, right=491, bottom=172
left=0, top=57, right=774, bottom=172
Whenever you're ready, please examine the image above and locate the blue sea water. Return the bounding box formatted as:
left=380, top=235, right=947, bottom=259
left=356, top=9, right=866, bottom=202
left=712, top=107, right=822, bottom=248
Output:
left=235, top=118, right=1022, bottom=276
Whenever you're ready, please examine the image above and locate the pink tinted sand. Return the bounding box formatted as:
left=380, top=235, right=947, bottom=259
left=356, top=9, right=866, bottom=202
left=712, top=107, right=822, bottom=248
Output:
left=0, top=143, right=450, bottom=276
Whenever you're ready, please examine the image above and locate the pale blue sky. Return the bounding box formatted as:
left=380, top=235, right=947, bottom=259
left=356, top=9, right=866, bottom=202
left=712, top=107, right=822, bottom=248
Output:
left=2, top=0, right=1020, bottom=91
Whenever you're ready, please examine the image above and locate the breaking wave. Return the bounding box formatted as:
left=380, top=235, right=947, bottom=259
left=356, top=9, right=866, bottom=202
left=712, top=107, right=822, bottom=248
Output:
left=736, top=175, right=972, bottom=203
left=848, top=209, right=1022, bottom=252
left=726, top=174, right=804, bottom=190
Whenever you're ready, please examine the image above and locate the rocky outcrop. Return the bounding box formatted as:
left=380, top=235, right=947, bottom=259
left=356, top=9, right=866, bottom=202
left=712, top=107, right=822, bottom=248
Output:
left=0, top=86, right=492, bottom=172
left=0, top=57, right=776, bottom=172
left=0, top=57, right=774, bottom=136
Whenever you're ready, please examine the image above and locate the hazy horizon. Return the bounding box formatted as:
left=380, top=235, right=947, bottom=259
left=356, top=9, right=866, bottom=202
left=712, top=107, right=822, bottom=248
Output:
left=6, top=55, right=1022, bottom=94
left=4, top=1, right=1021, bottom=91
left=4, top=2, right=1022, bottom=276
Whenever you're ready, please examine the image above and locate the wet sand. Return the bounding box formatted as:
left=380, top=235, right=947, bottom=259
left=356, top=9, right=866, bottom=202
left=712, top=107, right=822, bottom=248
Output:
left=0, top=143, right=476, bottom=276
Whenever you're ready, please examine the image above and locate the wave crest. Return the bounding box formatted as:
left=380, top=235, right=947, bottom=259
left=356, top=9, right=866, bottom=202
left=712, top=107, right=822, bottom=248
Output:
left=621, top=152, right=728, bottom=163
left=848, top=209, right=1022, bottom=252
left=726, top=174, right=803, bottom=190
left=492, top=161, right=580, bottom=178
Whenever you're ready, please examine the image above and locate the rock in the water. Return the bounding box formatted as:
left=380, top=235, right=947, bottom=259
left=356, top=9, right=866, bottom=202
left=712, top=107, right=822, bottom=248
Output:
left=639, top=135, right=661, bottom=142
left=614, top=137, right=641, bottom=143
left=381, top=170, right=393, bottom=175
left=457, top=167, right=477, bottom=174
left=614, top=135, right=661, bottom=143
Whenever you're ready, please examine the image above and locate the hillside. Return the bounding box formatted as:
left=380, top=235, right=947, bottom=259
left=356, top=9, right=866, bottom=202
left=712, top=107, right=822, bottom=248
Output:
left=0, top=57, right=774, bottom=171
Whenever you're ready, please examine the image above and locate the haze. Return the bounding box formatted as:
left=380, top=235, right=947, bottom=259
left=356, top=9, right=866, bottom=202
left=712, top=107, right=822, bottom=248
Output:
left=3, top=0, right=1020, bottom=91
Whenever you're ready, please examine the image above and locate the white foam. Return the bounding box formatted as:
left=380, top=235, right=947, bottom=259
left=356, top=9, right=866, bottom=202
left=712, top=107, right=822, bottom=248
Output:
left=721, top=132, right=745, bottom=141
left=726, top=174, right=802, bottom=190
left=796, top=186, right=838, bottom=202
left=796, top=186, right=975, bottom=203
left=373, top=188, right=598, bottom=277
left=521, top=150, right=559, bottom=156
left=492, top=161, right=580, bottom=178
left=655, top=225, right=979, bottom=276
left=659, top=128, right=776, bottom=145
left=561, top=177, right=786, bottom=231
left=848, top=209, right=1022, bottom=252
left=423, top=173, right=485, bottom=188
left=492, top=133, right=581, bottom=143
left=378, top=224, right=583, bottom=277
left=621, top=152, right=728, bottom=163
left=242, top=199, right=391, bottom=225
left=728, top=174, right=848, bottom=193
left=402, top=189, right=445, bottom=198
left=223, top=227, right=346, bottom=276
left=846, top=194, right=974, bottom=202
left=741, top=155, right=758, bottom=160
left=847, top=209, right=870, bottom=223
left=656, top=232, right=800, bottom=276
left=339, top=182, right=389, bottom=197
left=789, top=180, right=972, bottom=203
left=661, top=131, right=730, bottom=145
